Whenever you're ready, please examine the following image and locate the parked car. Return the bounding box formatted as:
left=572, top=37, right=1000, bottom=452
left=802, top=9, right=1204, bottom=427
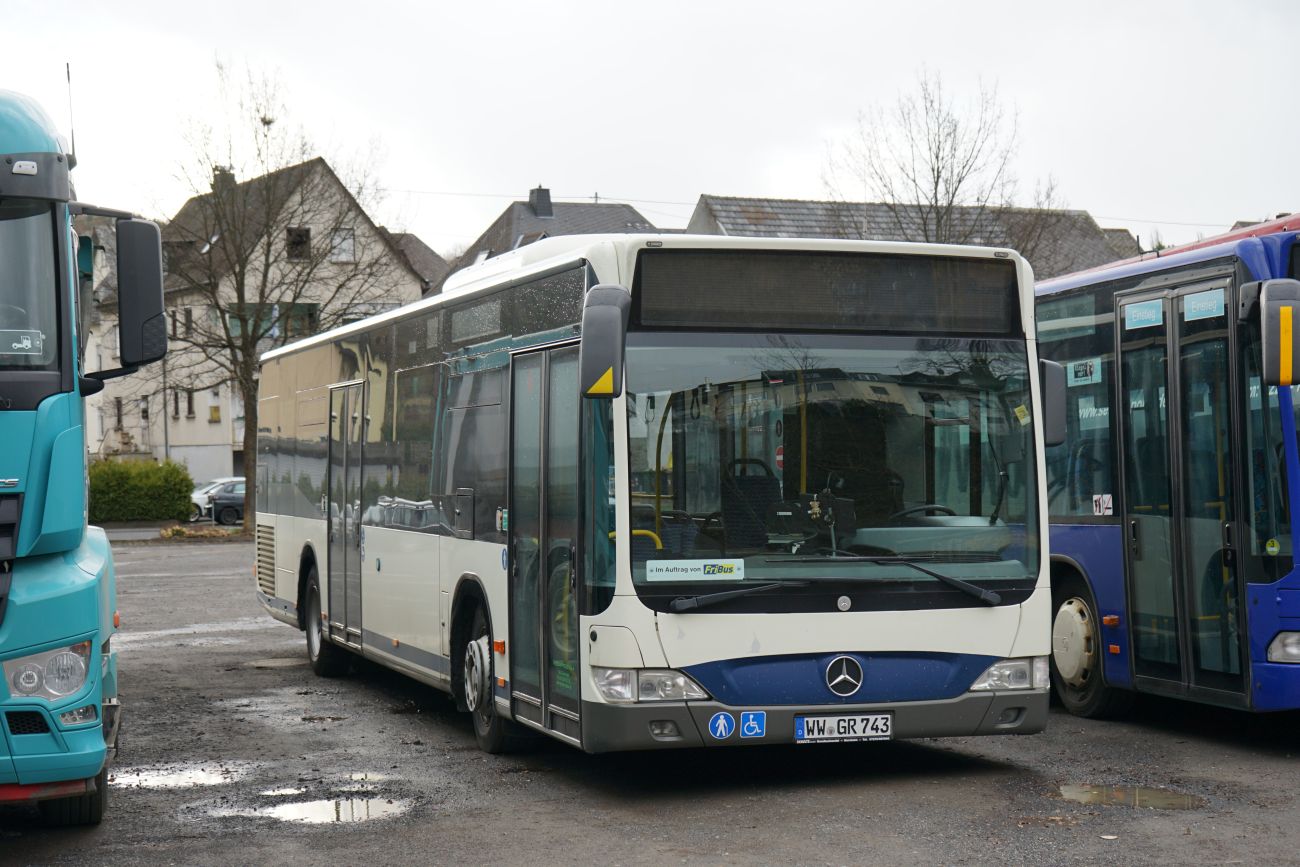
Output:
left=209, top=480, right=247, bottom=526
left=190, top=476, right=243, bottom=522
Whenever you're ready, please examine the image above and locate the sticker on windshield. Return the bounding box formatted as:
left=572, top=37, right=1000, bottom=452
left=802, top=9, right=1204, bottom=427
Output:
left=645, top=559, right=746, bottom=582
left=1067, top=358, right=1102, bottom=387
left=1, top=330, right=44, bottom=355
left=1013, top=404, right=1031, bottom=426
left=1092, top=494, right=1113, bottom=516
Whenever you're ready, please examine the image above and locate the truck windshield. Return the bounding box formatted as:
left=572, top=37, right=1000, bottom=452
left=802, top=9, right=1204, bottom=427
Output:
left=0, top=198, right=58, bottom=370
left=624, top=332, right=1039, bottom=601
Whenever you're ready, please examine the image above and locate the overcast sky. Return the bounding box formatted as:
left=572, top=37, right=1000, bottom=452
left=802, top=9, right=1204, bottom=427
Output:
left=7, top=1, right=1298, bottom=258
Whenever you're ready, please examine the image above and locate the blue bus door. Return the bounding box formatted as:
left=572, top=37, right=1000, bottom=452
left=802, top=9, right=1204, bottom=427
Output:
left=327, top=381, right=365, bottom=648
left=1115, top=281, right=1246, bottom=703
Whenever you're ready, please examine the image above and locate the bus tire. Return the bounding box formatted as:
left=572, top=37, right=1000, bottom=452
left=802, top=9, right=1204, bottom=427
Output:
left=464, top=604, right=528, bottom=754
left=1050, top=573, right=1133, bottom=718
left=39, top=767, right=106, bottom=826
left=305, top=567, right=348, bottom=678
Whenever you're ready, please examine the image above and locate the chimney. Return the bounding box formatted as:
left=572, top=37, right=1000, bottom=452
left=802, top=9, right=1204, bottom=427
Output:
left=529, top=186, right=553, bottom=218
left=211, top=166, right=236, bottom=194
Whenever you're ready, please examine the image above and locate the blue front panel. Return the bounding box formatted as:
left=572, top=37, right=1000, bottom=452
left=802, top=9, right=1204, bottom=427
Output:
left=683, top=651, right=999, bottom=706
left=1049, top=523, right=1131, bottom=687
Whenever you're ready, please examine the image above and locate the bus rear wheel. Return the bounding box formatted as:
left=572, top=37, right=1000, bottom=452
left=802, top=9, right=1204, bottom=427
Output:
left=463, top=605, right=527, bottom=754
left=305, top=567, right=348, bottom=677
left=39, top=767, right=106, bottom=826
left=1050, top=576, right=1133, bottom=718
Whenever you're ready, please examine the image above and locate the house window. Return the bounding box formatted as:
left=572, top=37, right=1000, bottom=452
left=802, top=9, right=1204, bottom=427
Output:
left=329, top=229, right=356, bottom=263
left=140, top=397, right=150, bottom=422
left=114, top=397, right=122, bottom=430
left=286, top=227, right=311, bottom=261
left=184, top=307, right=193, bottom=337
left=209, top=405, right=221, bottom=423
left=186, top=389, right=195, bottom=418
left=170, top=310, right=178, bottom=339
left=172, top=389, right=180, bottom=418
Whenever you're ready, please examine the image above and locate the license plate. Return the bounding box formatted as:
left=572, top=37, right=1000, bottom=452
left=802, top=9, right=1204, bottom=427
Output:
left=795, top=713, right=893, bottom=743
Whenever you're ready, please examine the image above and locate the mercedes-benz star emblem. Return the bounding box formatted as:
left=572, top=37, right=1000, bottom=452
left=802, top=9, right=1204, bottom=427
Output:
left=826, top=655, right=863, bottom=697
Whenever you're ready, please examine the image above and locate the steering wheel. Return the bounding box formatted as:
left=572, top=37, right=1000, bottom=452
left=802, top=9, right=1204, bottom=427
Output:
left=888, top=504, right=957, bottom=521
left=0, top=303, right=28, bottom=329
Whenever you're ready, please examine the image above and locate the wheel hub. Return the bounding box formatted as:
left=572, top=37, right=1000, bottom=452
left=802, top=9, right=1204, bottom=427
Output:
left=463, top=636, right=491, bottom=713
left=1052, top=597, right=1094, bottom=687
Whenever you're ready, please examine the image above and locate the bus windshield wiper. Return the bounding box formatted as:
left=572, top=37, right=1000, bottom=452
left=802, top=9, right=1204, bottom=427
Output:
left=765, top=555, right=1002, bottom=606
left=669, top=581, right=809, bottom=613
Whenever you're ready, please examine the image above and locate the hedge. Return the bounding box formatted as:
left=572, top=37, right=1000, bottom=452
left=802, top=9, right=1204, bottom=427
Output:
left=88, top=459, right=193, bottom=523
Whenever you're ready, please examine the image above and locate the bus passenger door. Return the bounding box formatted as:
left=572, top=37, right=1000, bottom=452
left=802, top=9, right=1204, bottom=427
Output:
left=509, top=345, right=581, bottom=744
left=1115, top=283, right=1244, bottom=702
left=327, top=381, right=365, bottom=648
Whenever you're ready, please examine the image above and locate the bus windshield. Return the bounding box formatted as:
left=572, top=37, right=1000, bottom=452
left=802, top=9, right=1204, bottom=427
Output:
left=0, top=199, right=58, bottom=371
left=624, top=332, right=1038, bottom=598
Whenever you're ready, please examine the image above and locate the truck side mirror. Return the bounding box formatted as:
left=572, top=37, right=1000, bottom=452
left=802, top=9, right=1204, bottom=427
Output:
left=1258, top=279, right=1300, bottom=387
left=115, top=218, right=166, bottom=368
left=579, top=284, right=631, bottom=400
left=1039, top=359, right=1066, bottom=447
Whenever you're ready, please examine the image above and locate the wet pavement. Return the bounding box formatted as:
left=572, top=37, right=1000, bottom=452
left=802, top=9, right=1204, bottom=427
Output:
left=3, top=541, right=1300, bottom=864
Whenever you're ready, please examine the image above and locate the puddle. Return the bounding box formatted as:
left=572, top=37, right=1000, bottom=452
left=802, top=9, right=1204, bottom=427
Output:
left=1059, top=784, right=1205, bottom=810
left=112, top=763, right=253, bottom=789
left=215, top=797, right=411, bottom=824
left=260, top=787, right=307, bottom=797
left=247, top=657, right=308, bottom=669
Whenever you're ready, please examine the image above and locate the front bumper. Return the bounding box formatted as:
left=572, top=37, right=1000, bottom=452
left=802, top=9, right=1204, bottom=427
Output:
left=581, top=689, right=1048, bottom=753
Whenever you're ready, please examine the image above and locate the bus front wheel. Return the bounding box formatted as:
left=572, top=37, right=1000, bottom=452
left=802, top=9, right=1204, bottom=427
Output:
left=1050, top=576, right=1133, bottom=718
left=463, top=605, right=527, bottom=754
left=305, top=567, right=348, bottom=677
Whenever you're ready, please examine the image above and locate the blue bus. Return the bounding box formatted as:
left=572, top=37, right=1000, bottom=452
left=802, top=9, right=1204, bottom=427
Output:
left=0, top=91, right=164, bottom=824
left=1037, top=227, right=1300, bottom=715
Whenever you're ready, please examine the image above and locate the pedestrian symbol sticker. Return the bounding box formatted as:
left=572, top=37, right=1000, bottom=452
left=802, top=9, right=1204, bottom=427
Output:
left=739, top=711, right=766, bottom=738
left=708, top=712, right=735, bottom=739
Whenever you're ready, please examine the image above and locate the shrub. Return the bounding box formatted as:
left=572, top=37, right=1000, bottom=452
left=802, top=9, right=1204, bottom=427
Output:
left=88, top=459, right=193, bottom=523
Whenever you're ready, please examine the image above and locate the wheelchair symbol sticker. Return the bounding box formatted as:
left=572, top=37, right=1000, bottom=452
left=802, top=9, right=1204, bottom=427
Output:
left=739, top=711, right=766, bottom=738
left=708, top=712, right=735, bottom=739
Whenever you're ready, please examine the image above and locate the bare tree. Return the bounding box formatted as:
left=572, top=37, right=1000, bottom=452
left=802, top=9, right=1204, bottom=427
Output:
left=164, top=64, right=408, bottom=526
left=825, top=70, right=1072, bottom=273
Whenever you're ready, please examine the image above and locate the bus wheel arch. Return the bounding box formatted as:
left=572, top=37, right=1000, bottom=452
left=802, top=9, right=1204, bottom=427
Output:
left=1049, top=559, right=1133, bottom=718
left=449, top=575, right=528, bottom=753
left=449, top=574, right=490, bottom=713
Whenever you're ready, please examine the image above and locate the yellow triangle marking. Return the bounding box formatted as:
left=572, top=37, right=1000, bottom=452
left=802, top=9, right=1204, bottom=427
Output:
left=587, top=366, right=614, bottom=395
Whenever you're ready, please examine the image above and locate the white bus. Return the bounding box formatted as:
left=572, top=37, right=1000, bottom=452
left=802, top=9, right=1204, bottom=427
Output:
left=254, top=234, right=1062, bottom=753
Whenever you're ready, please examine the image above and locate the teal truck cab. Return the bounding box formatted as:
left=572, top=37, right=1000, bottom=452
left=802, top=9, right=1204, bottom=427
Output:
left=0, top=91, right=164, bottom=825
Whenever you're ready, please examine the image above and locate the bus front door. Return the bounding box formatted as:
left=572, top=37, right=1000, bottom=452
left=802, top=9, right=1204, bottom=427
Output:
left=509, top=345, right=581, bottom=744
left=1116, top=281, right=1246, bottom=704
left=327, top=381, right=365, bottom=648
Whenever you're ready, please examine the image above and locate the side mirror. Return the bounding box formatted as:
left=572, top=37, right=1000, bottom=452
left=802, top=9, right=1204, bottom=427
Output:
left=1258, top=279, right=1300, bottom=387
left=115, top=218, right=166, bottom=368
left=1039, top=359, right=1066, bottom=447
left=579, top=284, right=631, bottom=399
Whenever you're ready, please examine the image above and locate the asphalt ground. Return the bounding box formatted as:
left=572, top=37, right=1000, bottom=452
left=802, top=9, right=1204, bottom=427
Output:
left=3, top=542, right=1299, bottom=865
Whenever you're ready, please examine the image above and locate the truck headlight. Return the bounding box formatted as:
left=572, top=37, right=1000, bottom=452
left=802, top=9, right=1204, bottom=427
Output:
left=969, top=656, right=1049, bottom=691
left=4, top=642, right=92, bottom=702
left=592, top=667, right=709, bottom=703
left=1268, top=632, right=1300, bottom=663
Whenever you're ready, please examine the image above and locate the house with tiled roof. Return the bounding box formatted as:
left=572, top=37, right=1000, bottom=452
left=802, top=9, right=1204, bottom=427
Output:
left=686, top=195, right=1138, bottom=279
left=437, top=187, right=654, bottom=292
left=85, top=158, right=434, bottom=483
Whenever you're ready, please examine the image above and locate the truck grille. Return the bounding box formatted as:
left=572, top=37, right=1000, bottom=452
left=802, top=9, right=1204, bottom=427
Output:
left=6, top=711, right=50, bottom=735
left=256, top=524, right=276, bottom=596
left=0, top=494, right=18, bottom=629
left=0, top=494, right=19, bottom=562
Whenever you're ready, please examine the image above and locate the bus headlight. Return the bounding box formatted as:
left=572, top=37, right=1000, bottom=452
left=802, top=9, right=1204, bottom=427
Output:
left=4, top=642, right=92, bottom=702
left=969, top=656, right=1049, bottom=691
left=592, top=667, right=709, bottom=703
left=1267, top=632, right=1300, bottom=663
